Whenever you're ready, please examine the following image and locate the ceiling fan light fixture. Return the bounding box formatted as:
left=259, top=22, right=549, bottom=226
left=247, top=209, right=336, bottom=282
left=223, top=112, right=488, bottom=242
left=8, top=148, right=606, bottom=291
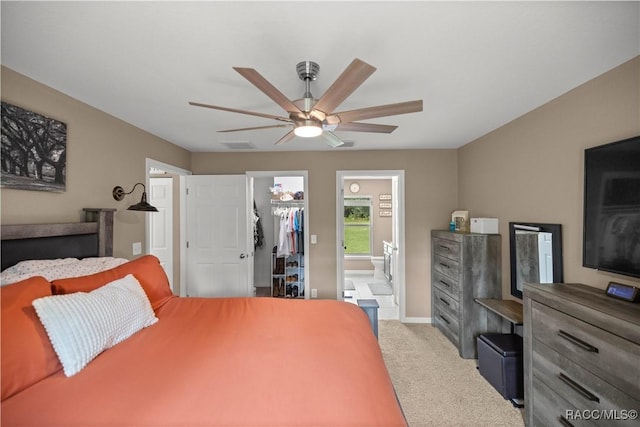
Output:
left=294, top=120, right=322, bottom=138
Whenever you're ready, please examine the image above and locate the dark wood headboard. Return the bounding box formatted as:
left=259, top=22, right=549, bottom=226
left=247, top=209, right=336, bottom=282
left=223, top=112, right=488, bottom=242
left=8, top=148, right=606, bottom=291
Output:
left=1, top=208, right=116, bottom=271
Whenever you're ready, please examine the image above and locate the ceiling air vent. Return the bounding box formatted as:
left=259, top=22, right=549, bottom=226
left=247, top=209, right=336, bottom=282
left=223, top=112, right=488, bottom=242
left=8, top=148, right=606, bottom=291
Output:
left=221, top=141, right=256, bottom=150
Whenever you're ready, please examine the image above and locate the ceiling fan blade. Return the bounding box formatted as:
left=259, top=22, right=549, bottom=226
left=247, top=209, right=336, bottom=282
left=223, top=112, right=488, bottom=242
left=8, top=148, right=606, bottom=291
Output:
left=274, top=130, right=296, bottom=145
left=334, top=122, right=398, bottom=134
left=327, top=100, right=423, bottom=124
left=233, top=67, right=303, bottom=114
left=189, top=101, right=292, bottom=122
left=311, top=58, right=376, bottom=117
left=218, top=124, right=292, bottom=133
left=322, top=131, right=345, bottom=148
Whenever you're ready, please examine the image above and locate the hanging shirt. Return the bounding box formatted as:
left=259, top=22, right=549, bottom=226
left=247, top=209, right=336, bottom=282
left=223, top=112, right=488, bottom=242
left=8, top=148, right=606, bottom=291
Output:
left=277, top=211, right=291, bottom=258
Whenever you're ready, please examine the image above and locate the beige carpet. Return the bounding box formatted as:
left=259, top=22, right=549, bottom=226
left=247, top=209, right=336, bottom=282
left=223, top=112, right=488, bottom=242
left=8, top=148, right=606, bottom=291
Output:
left=378, top=320, right=524, bottom=427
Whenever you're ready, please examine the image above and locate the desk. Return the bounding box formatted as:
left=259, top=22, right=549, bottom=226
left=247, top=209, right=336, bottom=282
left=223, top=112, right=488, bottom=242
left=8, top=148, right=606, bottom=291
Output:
left=474, top=298, right=525, bottom=408
left=474, top=298, right=523, bottom=330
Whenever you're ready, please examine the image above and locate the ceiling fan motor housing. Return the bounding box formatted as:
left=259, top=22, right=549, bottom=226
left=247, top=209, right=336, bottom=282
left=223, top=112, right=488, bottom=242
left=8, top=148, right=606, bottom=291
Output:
left=293, top=97, right=317, bottom=114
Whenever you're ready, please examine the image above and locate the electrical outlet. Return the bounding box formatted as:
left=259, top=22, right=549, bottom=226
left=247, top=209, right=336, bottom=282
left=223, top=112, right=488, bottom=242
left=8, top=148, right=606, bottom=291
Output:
left=132, top=242, right=142, bottom=255
left=311, top=288, right=318, bottom=298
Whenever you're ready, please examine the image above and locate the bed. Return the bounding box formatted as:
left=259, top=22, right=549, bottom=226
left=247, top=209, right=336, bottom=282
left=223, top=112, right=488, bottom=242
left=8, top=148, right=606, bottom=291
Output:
left=0, top=209, right=406, bottom=427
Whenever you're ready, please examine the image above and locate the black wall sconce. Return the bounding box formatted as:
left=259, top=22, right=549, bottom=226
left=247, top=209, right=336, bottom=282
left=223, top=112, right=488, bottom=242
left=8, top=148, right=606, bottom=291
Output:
left=112, top=182, right=158, bottom=212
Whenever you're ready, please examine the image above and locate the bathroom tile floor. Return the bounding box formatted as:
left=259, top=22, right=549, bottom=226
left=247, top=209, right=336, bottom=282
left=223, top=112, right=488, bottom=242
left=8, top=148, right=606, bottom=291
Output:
left=344, top=271, right=399, bottom=320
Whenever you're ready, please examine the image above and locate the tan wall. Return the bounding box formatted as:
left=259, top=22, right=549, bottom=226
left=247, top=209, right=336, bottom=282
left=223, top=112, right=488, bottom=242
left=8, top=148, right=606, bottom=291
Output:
left=0, top=67, right=191, bottom=260
left=191, top=150, right=458, bottom=317
left=458, top=56, right=640, bottom=298
left=344, top=178, right=393, bottom=270
left=8, top=55, right=635, bottom=317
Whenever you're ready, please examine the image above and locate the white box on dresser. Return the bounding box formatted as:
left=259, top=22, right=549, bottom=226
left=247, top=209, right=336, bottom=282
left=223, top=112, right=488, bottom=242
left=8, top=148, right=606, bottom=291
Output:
left=470, top=218, right=499, bottom=234
left=523, top=283, right=640, bottom=427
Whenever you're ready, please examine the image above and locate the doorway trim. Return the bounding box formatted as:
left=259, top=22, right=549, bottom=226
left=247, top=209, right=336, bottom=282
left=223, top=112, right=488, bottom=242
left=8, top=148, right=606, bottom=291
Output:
left=336, top=170, right=406, bottom=321
left=145, top=158, right=192, bottom=296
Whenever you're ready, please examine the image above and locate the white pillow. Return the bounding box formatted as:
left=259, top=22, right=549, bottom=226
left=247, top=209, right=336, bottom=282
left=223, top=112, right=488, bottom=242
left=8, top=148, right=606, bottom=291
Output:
left=32, top=274, right=158, bottom=377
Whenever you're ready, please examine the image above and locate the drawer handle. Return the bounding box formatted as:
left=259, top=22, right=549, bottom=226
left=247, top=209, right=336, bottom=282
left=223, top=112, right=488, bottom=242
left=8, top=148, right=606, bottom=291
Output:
left=439, top=280, right=451, bottom=288
left=558, top=373, right=600, bottom=403
left=438, top=315, right=450, bottom=325
left=559, top=415, right=575, bottom=427
left=438, top=245, right=450, bottom=251
left=558, top=330, right=599, bottom=353
left=439, top=263, right=450, bottom=269
left=439, top=297, right=450, bottom=306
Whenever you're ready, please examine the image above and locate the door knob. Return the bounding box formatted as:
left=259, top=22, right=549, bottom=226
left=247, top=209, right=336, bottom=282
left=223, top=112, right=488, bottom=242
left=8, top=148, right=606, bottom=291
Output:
left=240, top=253, right=247, bottom=259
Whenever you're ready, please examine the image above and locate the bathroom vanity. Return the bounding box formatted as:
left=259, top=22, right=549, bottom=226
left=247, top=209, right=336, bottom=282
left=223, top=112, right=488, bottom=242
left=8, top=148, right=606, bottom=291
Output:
left=383, top=241, right=393, bottom=284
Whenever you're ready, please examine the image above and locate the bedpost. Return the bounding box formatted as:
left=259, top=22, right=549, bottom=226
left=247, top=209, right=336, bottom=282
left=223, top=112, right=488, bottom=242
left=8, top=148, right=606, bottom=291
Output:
left=83, top=208, right=116, bottom=257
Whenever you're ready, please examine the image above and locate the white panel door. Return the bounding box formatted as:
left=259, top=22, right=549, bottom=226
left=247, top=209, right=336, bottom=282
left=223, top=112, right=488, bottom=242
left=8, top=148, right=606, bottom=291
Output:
left=149, top=177, right=174, bottom=290
left=185, top=175, right=251, bottom=297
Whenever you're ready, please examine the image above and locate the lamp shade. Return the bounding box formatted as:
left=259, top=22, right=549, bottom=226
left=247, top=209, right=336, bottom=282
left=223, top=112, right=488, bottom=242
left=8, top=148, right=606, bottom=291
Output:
left=112, top=183, right=158, bottom=212
left=127, top=191, right=158, bottom=212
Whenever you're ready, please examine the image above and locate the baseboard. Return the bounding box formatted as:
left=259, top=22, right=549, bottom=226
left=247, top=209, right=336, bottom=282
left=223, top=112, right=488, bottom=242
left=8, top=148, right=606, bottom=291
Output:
left=345, top=270, right=374, bottom=276
left=400, top=316, right=431, bottom=324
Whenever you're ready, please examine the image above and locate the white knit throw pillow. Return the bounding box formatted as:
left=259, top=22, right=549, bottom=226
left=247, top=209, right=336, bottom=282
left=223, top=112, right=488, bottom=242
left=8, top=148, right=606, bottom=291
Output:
left=33, top=274, right=158, bottom=377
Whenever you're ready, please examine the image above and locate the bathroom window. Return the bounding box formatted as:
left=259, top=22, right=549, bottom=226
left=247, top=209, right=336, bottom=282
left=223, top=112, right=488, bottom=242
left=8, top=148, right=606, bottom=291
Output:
left=344, top=196, right=372, bottom=255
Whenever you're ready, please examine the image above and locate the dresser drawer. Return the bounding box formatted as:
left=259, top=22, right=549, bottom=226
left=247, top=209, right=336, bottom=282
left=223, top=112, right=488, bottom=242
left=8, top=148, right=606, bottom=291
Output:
left=433, top=237, right=461, bottom=260
left=433, top=254, right=460, bottom=280
left=532, top=339, right=640, bottom=419
left=433, top=304, right=459, bottom=347
left=433, top=286, right=459, bottom=318
left=532, top=376, right=596, bottom=427
left=432, top=270, right=459, bottom=299
left=531, top=300, right=640, bottom=398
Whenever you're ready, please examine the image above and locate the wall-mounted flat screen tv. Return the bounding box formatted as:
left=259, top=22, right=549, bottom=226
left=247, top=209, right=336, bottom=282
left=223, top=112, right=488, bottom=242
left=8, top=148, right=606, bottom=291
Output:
left=583, top=136, right=640, bottom=278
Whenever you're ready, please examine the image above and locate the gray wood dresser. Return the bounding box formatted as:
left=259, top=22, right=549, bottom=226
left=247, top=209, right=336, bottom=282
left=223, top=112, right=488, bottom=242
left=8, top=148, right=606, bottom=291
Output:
left=523, top=283, right=640, bottom=427
left=431, top=230, right=502, bottom=359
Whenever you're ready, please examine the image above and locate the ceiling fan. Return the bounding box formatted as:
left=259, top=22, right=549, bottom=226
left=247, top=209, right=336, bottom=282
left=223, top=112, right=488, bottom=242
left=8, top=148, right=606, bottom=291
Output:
left=190, top=58, right=423, bottom=147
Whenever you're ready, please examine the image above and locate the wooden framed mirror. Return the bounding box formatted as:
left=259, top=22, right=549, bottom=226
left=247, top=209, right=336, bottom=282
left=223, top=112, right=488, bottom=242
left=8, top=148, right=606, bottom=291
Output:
left=509, top=222, right=563, bottom=299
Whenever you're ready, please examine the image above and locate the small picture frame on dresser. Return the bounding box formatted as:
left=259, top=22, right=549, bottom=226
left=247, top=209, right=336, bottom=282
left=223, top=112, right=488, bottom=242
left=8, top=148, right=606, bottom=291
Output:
left=451, top=210, right=469, bottom=232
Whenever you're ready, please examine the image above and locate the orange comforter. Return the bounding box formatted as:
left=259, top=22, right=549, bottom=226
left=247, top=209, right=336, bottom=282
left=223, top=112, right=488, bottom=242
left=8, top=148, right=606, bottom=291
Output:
left=1, top=297, right=406, bottom=426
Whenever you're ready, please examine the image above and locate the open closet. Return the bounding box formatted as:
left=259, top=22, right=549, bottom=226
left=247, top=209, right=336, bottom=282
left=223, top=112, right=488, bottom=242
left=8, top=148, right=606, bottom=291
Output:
left=251, top=174, right=307, bottom=299
left=271, top=199, right=305, bottom=298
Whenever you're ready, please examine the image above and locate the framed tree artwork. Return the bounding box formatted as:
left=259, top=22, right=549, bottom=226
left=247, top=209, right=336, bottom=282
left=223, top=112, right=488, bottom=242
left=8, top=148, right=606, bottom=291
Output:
left=1, top=102, right=67, bottom=192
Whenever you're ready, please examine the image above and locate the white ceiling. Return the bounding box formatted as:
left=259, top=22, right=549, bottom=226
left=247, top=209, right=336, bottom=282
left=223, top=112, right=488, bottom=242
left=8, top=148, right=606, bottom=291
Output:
left=1, top=1, right=638, bottom=152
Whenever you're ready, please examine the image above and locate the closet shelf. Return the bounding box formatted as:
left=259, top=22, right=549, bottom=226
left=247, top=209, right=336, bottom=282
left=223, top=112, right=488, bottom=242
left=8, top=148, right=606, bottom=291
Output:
left=270, top=199, right=304, bottom=206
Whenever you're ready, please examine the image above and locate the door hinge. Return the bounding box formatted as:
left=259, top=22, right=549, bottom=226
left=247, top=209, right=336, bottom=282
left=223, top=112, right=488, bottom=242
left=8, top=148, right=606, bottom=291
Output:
left=186, top=241, right=189, bottom=248
left=186, top=187, right=189, bottom=195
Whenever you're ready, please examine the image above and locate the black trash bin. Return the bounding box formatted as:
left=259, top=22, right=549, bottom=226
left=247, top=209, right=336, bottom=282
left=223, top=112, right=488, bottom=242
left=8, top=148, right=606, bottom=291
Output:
left=477, top=333, right=523, bottom=401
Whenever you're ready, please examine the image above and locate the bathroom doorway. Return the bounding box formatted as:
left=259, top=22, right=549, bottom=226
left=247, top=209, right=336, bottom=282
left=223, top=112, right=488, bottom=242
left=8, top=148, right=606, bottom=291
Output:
left=336, top=171, right=404, bottom=320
